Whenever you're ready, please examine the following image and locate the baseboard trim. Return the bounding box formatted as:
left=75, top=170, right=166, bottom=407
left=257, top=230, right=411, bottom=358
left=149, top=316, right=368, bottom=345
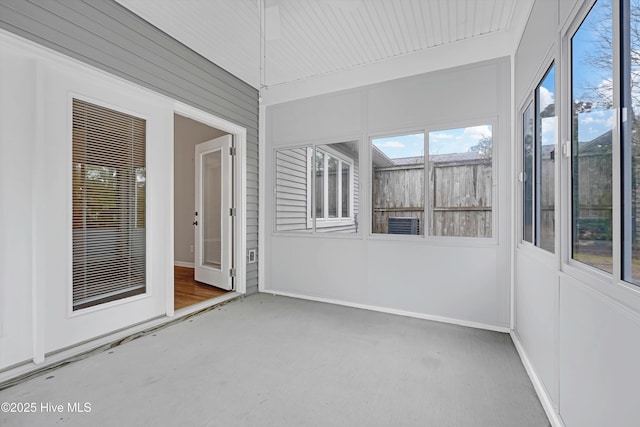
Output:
left=174, top=261, right=194, bottom=268
left=265, top=289, right=510, bottom=333
left=510, top=332, right=565, bottom=427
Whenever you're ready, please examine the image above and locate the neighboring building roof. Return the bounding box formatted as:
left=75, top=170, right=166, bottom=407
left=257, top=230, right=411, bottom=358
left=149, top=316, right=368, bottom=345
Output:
left=390, top=152, right=486, bottom=166
left=371, top=145, right=396, bottom=167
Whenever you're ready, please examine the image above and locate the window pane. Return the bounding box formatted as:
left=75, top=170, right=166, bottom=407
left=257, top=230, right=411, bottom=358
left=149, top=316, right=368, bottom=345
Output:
left=342, top=163, right=350, bottom=218
left=72, top=99, right=146, bottom=310
left=537, top=65, right=556, bottom=252
left=274, top=147, right=311, bottom=232
left=315, top=150, right=325, bottom=219
left=428, top=125, right=492, bottom=237
left=316, top=141, right=359, bottom=233
left=571, top=0, right=613, bottom=273
left=372, top=134, right=425, bottom=235
left=624, top=0, right=640, bottom=283
left=328, top=156, right=338, bottom=218
left=523, top=103, right=534, bottom=243
left=202, top=150, right=222, bottom=268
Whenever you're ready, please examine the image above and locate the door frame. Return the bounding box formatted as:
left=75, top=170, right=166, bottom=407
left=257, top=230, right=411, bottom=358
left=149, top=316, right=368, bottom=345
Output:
left=168, top=101, right=247, bottom=316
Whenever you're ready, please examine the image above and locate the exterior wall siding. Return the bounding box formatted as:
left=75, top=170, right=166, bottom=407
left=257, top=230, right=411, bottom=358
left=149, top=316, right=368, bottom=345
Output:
left=0, top=0, right=260, bottom=294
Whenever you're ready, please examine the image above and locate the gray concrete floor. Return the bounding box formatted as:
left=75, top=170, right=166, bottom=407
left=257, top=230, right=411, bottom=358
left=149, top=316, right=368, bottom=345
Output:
left=0, top=294, right=549, bottom=426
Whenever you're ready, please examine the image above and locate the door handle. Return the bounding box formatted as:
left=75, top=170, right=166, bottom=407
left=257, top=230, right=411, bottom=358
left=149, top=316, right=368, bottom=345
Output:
left=193, top=221, right=198, bottom=226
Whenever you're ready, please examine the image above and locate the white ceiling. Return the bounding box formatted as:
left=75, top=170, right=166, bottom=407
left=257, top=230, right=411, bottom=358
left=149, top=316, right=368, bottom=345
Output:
left=117, top=0, right=531, bottom=93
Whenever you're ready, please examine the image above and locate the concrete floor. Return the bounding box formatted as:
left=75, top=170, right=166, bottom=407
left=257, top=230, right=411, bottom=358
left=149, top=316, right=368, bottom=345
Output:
left=0, top=294, right=549, bottom=426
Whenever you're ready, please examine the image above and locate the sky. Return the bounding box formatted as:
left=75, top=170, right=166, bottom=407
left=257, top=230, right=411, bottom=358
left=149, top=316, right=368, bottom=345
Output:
left=539, top=66, right=557, bottom=147
left=372, top=125, right=492, bottom=159
left=571, top=0, right=614, bottom=143
left=374, top=0, right=620, bottom=159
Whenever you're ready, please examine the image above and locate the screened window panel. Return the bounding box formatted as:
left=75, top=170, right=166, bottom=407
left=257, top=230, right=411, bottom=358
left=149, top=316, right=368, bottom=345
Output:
left=371, top=133, right=425, bottom=235
left=72, top=98, right=146, bottom=310
left=623, top=0, right=640, bottom=284
left=571, top=0, right=613, bottom=273
left=428, top=125, right=493, bottom=238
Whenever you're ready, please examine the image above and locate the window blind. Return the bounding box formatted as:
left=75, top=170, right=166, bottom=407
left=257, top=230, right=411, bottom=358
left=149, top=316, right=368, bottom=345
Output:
left=72, top=98, right=146, bottom=310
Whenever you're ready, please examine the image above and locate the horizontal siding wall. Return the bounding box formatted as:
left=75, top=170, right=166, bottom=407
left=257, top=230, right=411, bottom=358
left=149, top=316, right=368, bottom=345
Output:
left=0, top=0, right=260, bottom=294
left=275, top=148, right=309, bottom=232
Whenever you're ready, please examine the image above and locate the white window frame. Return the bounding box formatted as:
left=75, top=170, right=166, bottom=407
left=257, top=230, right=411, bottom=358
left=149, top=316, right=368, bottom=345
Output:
left=307, top=144, right=355, bottom=228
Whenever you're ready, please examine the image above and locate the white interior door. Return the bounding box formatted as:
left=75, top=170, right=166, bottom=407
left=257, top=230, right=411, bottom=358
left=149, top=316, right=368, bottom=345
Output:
left=194, top=135, right=233, bottom=290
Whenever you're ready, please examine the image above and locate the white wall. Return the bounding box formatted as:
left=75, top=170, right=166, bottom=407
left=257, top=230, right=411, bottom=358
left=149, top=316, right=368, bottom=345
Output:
left=0, top=52, right=37, bottom=369
left=513, top=1, right=640, bottom=426
left=0, top=32, right=174, bottom=368
left=265, top=58, right=511, bottom=330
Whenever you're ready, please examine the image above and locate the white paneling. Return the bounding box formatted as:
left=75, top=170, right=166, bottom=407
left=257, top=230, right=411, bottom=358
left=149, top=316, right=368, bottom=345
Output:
left=266, top=56, right=510, bottom=329
left=269, top=91, right=362, bottom=145
left=559, top=275, right=640, bottom=427
left=559, top=0, right=584, bottom=30
left=367, top=60, right=500, bottom=132
left=367, top=242, right=502, bottom=326
left=270, top=236, right=366, bottom=302
left=514, top=0, right=558, bottom=103
left=514, top=251, right=559, bottom=405
left=0, top=49, right=36, bottom=367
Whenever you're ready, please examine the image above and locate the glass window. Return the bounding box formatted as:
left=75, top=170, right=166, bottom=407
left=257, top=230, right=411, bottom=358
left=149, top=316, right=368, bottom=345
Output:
left=327, top=155, right=338, bottom=218
left=274, top=142, right=359, bottom=234
left=428, top=125, right=493, bottom=238
left=623, top=0, right=640, bottom=283
left=72, top=99, right=146, bottom=310
left=342, top=162, right=350, bottom=218
left=315, top=150, right=325, bottom=219
left=523, top=103, right=534, bottom=243
left=536, top=65, right=557, bottom=253
left=314, top=143, right=358, bottom=232
left=571, top=0, right=613, bottom=273
left=371, top=133, right=425, bottom=235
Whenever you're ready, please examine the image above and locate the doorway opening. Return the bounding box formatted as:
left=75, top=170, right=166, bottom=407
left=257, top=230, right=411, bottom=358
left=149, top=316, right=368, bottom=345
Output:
left=173, top=113, right=235, bottom=310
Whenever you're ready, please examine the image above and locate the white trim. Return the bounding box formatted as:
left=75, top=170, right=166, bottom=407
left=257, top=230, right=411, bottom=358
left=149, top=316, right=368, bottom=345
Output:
left=309, top=145, right=356, bottom=226
left=174, top=261, right=195, bottom=268
left=510, top=50, right=516, bottom=331
left=265, top=289, right=510, bottom=333
left=510, top=332, right=565, bottom=427
left=166, top=117, right=176, bottom=317
left=173, top=102, right=247, bottom=297
left=258, top=104, right=267, bottom=292
left=32, top=62, right=45, bottom=364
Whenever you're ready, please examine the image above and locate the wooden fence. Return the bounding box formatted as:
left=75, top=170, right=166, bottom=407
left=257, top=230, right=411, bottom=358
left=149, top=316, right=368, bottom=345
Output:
left=371, top=150, right=619, bottom=243
left=372, top=157, right=492, bottom=237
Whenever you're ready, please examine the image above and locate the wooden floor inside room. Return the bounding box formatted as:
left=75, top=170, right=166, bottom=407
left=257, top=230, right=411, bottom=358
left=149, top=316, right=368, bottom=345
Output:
left=174, top=266, right=229, bottom=310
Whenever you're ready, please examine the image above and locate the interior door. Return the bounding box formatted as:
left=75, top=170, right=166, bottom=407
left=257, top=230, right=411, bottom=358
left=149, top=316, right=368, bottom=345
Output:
left=194, top=135, right=233, bottom=290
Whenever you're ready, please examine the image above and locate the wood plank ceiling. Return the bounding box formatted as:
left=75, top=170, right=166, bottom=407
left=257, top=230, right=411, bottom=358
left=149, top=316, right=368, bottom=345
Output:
left=116, top=0, right=524, bottom=90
